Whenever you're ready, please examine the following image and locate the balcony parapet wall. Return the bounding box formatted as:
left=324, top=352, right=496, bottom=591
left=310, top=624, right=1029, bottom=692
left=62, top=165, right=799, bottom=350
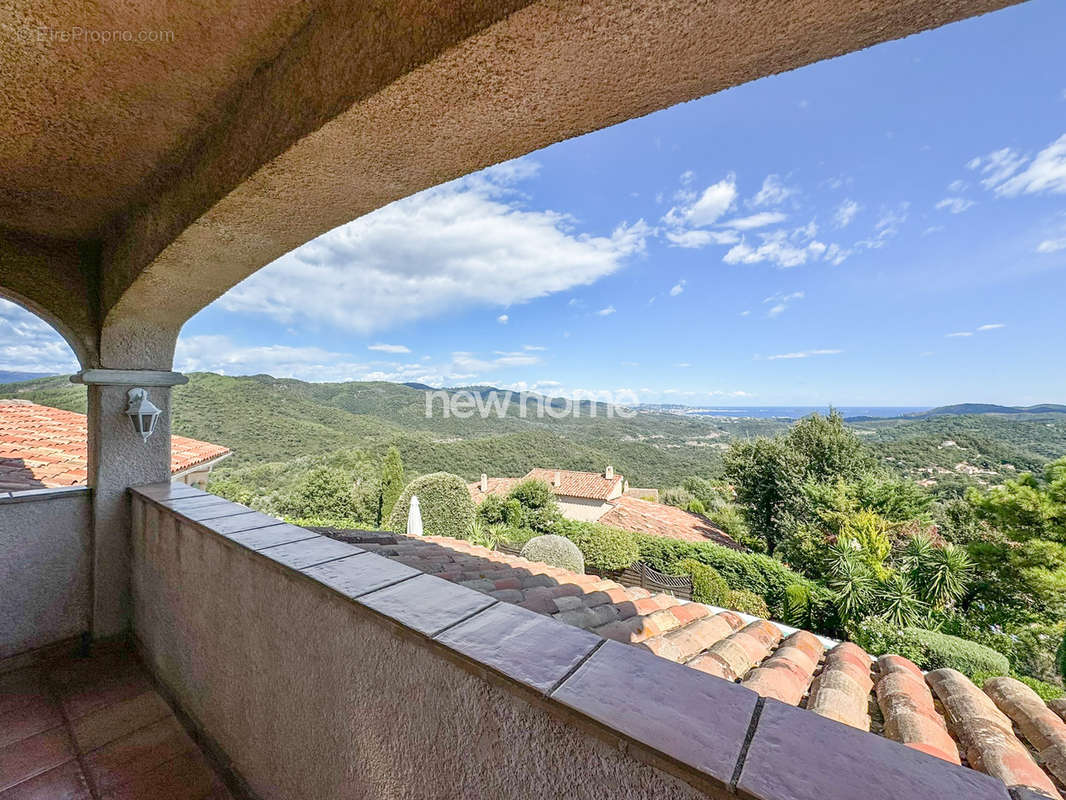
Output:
left=130, top=483, right=1018, bottom=800
left=0, top=486, right=91, bottom=659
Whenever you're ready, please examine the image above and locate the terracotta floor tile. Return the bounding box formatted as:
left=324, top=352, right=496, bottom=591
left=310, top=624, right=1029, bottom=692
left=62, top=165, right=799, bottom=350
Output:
left=100, top=749, right=220, bottom=800
left=83, top=717, right=196, bottom=794
left=71, top=690, right=171, bottom=754
left=0, top=671, right=63, bottom=750
left=0, top=760, right=92, bottom=800
left=0, top=727, right=75, bottom=792
left=54, top=661, right=153, bottom=722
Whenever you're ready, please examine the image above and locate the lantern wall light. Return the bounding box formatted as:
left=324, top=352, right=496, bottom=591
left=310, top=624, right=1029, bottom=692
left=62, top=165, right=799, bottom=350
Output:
left=126, top=388, right=162, bottom=442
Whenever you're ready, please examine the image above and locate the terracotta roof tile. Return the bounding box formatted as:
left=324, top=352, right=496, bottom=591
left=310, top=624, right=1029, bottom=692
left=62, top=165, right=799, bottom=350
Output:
left=0, top=400, right=229, bottom=490
left=523, top=468, right=624, bottom=500
left=599, top=494, right=742, bottom=549
left=316, top=528, right=1064, bottom=797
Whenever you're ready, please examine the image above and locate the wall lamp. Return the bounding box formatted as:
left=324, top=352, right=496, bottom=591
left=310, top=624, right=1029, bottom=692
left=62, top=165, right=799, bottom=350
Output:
left=126, top=388, right=162, bottom=442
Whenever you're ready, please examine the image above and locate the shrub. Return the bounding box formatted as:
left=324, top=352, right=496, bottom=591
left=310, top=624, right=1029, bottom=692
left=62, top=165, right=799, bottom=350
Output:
left=782, top=584, right=812, bottom=628
left=520, top=535, right=584, bottom=573
left=971, top=672, right=1065, bottom=702
left=277, top=468, right=354, bottom=523
left=507, top=479, right=557, bottom=511
left=685, top=499, right=707, bottom=514
left=561, top=522, right=640, bottom=574
left=728, top=589, right=770, bottom=617
left=633, top=533, right=809, bottom=618
left=849, top=619, right=1010, bottom=679
left=377, top=447, right=404, bottom=525
left=387, top=472, right=475, bottom=540
left=673, top=558, right=730, bottom=605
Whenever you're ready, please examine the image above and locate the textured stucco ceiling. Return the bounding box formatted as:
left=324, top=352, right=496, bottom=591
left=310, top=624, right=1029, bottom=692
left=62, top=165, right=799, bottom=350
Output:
left=0, top=0, right=1024, bottom=367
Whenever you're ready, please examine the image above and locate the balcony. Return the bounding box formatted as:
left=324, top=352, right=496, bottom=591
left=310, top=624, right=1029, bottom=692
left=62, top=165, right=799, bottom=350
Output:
left=0, top=1, right=1031, bottom=797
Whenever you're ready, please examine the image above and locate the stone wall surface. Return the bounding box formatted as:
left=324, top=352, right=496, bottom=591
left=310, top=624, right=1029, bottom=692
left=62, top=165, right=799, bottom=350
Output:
left=0, top=487, right=91, bottom=658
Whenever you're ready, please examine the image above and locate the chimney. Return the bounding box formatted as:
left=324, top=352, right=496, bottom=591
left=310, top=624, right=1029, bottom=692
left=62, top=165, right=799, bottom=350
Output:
left=553, top=470, right=561, bottom=488
left=480, top=473, right=488, bottom=493
left=605, top=465, right=614, bottom=480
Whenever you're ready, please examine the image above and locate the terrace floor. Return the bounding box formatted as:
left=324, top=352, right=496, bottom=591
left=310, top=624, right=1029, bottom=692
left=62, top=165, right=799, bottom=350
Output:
left=0, top=645, right=232, bottom=799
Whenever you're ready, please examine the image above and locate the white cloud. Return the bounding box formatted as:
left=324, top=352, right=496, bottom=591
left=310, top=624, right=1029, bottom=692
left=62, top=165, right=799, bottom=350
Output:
left=679, top=170, right=695, bottom=186
left=977, top=323, right=1006, bottom=331
left=684, top=176, right=738, bottom=226
left=856, top=202, right=909, bottom=250
left=523, top=344, right=546, bottom=351
left=750, top=175, right=797, bottom=208
left=0, top=300, right=79, bottom=374
left=763, top=290, right=805, bottom=318
left=719, top=211, right=788, bottom=230
left=935, top=197, right=975, bottom=214
left=174, top=334, right=544, bottom=384
left=674, top=362, right=692, bottom=368
left=1037, top=238, right=1066, bottom=253
left=994, top=134, right=1066, bottom=196
left=824, top=243, right=851, bottom=266
left=833, top=199, right=861, bottom=228
left=596, top=305, right=616, bottom=316
left=723, top=230, right=827, bottom=269
left=217, top=159, right=649, bottom=334
left=765, top=349, right=842, bottom=360
left=946, top=331, right=973, bottom=338
left=739, top=310, right=751, bottom=317
left=497, top=314, right=509, bottom=325
left=947, top=180, right=968, bottom=193
left=664, top=229, right=739, bottom=248
left=367, top=343, right=410, bottom=353
left=968, top=147, right=1028, bottom=190
left=669, top=280, right=686, bottom=297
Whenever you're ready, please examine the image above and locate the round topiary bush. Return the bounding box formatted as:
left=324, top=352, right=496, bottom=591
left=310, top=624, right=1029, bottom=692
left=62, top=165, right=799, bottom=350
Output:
left=387, top=472, right=476, bottom=540
left=520, top=534, right=585, bottom=573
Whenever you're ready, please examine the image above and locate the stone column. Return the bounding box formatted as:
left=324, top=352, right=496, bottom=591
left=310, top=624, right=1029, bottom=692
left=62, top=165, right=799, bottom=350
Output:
left=79, top=370, right=186, bottom=638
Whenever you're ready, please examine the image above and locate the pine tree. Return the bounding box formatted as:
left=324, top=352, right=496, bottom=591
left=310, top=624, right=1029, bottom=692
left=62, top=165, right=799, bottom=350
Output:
left=378, top=447, right=405, bottom=526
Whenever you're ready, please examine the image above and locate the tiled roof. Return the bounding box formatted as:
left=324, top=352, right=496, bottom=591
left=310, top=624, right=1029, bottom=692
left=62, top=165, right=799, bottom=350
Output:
left=599, top=494, right=742, bottom=549
left=524, top=468, right=623, bottom=500
left=338, top=531, right=1066, bottom=799
left=466, top=476, right=522, bottom=502
left=0, top=400, right=230, bottom=490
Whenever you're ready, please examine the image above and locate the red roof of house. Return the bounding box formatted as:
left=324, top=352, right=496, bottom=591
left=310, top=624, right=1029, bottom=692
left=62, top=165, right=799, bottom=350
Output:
left=0, top=400, right=230, bottom=491
left=523, top=468, right=623, bottom=500
left=599, top=494, right=742, bottom=549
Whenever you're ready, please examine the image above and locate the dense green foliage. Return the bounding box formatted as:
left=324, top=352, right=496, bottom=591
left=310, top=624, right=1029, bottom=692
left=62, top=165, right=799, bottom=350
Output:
left=728, top=590, right=770, bottom=617
left=558, top=521, right=640, bottom=574
left=377, top=447, right=405, bottom=525
left=850, top=619, right=1009, bottom=679
left=387, top=472, right=475, bottom=540
left=672, top=559, right=730, bottom=605
left=519, top=535, right=584, bottom=573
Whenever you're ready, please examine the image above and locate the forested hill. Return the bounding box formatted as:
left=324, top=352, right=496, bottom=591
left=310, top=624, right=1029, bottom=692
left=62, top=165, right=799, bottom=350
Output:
left=2, top=372, right=1065, bottom=491
left=907, top=403, right=1066, bottom=418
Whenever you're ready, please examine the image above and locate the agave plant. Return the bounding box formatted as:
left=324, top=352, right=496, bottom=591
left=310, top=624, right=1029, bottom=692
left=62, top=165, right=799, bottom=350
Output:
left=915, top=542, right=973, bottom=609
left=875, top=573, right=927, bottom=628
left=826, top=543, right=875, bottom=623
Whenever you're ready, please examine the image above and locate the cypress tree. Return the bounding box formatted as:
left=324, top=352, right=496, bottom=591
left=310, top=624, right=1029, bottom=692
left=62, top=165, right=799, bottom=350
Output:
left=378, top=447, right=405, bottom=526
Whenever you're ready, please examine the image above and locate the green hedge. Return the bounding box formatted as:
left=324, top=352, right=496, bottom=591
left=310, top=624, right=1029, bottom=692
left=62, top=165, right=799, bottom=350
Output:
left=972, top=672, right=1065, bottom=702
left=388, top=472, right=475, bottom=540
left=782, top=584, right=811, bottom=628
left=558, top=521, right=640, bottom=574
left=673, top=559, right=730, bottom=605
left=632, top=534, right=812, bottom=619
left=729, top=589, right=770, bottom=617
left=850, top=619, right=1010, bottom=679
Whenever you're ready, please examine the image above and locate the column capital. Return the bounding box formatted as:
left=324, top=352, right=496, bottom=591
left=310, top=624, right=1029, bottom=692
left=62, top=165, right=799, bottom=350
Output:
left=71, top=369, right=188, bottom=387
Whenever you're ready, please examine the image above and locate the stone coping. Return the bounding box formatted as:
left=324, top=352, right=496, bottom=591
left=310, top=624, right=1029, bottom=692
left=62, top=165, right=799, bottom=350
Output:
left=0, top=485, right=90, bottom=505
left=129, top=482, right=1021, bottom=800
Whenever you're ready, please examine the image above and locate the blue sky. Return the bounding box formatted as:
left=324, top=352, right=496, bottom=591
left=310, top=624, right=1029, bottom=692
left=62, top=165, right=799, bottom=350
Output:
left=2, top=0, right=1065, bottom=406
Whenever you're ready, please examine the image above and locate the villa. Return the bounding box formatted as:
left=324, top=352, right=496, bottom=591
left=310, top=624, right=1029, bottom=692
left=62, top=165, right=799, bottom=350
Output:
left=470, top=466, right=743, bottom=547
